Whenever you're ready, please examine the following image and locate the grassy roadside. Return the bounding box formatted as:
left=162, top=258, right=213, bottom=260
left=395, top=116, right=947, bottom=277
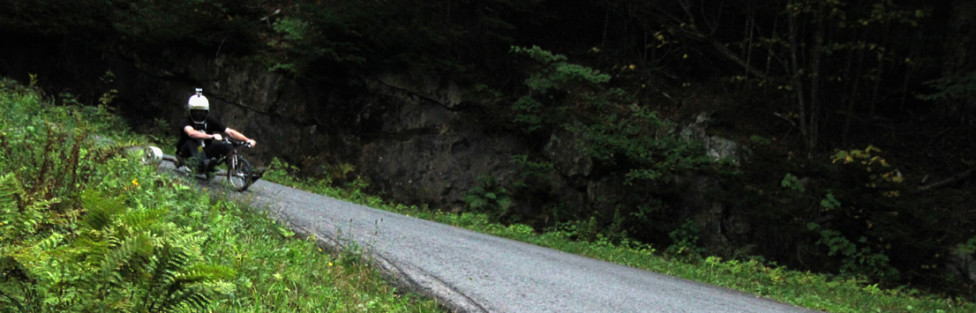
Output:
left=264, top=160, right=975, bottom=313
left=0, top=78, right=443, bottom=312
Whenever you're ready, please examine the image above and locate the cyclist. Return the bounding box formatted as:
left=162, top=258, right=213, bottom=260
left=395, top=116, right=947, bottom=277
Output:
left=176, top=88, right=257, bottom=172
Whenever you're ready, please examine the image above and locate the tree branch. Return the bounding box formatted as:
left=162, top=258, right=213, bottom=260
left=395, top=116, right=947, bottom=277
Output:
left=916, top=167, right=976, bottom=192
left=709, top=39, right=770, bottom=80
left=664, top=19, right=771, bottom=81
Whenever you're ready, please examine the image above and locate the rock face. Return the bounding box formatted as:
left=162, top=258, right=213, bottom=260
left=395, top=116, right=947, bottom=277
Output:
left=354, top=72, right=526, bottom=207
left=117, top=55, right=528, bottom=209
left=677, top=112, right=753, bottom=255
left=2, top=48, right=753, bottom=252
left=74, top=53, right=334, bottom=166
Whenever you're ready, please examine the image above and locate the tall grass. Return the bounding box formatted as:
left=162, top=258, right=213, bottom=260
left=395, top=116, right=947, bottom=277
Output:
left=264, top=160, right=976, bottom=313
left=0, top=77, right=442, bottom=312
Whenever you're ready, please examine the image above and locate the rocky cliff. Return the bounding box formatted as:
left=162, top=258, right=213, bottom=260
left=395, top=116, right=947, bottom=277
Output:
left=119, top=54, right=531, bottom=210
left=2, top=47, right=746, bottom=253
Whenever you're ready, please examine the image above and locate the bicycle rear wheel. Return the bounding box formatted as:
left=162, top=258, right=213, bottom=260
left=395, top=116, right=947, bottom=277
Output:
left=227, top=155, right=254, bottom=191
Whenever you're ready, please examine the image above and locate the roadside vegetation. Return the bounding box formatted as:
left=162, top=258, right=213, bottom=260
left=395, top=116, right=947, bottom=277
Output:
left=0, top=78, right=442, bottom=312
left=264, top=158, right=975, bottom=313
left=4, top=1, right=976, bottom=312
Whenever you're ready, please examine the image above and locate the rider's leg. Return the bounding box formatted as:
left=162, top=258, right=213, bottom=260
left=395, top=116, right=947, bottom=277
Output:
left=179, top=140, right=208, bottom=171
left=202, top=142, right=233, bottom=172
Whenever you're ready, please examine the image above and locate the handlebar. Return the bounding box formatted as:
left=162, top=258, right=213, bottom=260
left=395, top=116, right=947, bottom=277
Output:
left=219, top=138, right=253, bottom=148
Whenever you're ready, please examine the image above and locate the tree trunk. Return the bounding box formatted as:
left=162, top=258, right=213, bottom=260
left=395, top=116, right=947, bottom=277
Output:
left=841, top=34, right=866, bottom=147
left=788, top=4, right=808, bottom=152
left=945, top=0, right=976, bottom=121
left=807, top=5, right=824, bottom=151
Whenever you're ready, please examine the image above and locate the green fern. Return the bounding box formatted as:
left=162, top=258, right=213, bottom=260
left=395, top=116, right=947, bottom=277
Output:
left=139, top=244, right=221, bottom=313
left=464, top=175, right=515, bottom=222
left=0, top=173, right=21, bottom=244
left=0, top=172, right=59, bottom=243
left=0, top=172, right=24, bottom=209
left=80, top=190, right=126, bottom=231
left=99, top=232, right=154, bottom=288
left=140, top=242, right=187, bottom=312
left=91, top=222, right=229, bottom=312
left=118, top=207, right=168, bottom=235
left=0, top=256, right=42, bottom=313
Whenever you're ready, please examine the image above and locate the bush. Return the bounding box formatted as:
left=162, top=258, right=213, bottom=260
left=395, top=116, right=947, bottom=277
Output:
left=1, top=77, right=442, bottom=312
left=0, top=78, right=231, bottom=312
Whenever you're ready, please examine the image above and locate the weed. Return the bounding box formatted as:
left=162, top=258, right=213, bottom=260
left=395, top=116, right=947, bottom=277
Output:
left=0, top=78, right=442, bottom=313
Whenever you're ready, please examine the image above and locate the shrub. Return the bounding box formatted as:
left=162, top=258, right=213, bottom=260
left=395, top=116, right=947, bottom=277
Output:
left=0, top=78, right=231, bottom=312
left=464, top=175, right=514, bottom=223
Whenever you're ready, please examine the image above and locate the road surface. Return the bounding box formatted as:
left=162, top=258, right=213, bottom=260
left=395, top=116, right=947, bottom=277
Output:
left=214, top=178, right=819, bottom=313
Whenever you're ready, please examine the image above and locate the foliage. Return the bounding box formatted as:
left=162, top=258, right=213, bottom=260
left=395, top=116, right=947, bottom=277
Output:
left=820, top=146, right=913, bottom=282
left=0, top=173, right=57, bottom=246
left=511, top=45, right=716, bottom=186
left=768, top=145, right=958, bottom=290
left=266, top=14, right=345, bottom=74
left=0, top=79, right=230, bottom=312
left=953, top=237, right=976, bottom=256
left=577, top=105, right=712, bottom=183
left=920, top=72, right=976, bottom=102
left=0, top=78, right=441, bottom=313
left=3, top=0, right=976, bottom=303
left=807, top=222, right=899, bottom=281
left=463, top=175, right=514, bottom=223
left=460, top=154, right=561, bottom=225
left=666, top=219, right=706, bottom=258
left=546, top=218, right=603, bottom=244
left=498, top=46, right=730, bottom=255
left=264, top=158, right=317, bottom=189
left=509, top=154, right=569, bottom=224
left=831, top=145, right=903, bottom=197
left=1, top=0, right=266, bottom=54
left=259, top=0, right=546, bottom=76
left=776, top=168, right=903, bottom=285
left=781, top=173, right=806, bottom=192
left=509, top=45, right=612, bottom=133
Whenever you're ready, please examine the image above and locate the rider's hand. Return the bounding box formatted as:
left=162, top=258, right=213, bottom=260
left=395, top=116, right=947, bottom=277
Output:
left=211, top=134, right=223, bottom=141
left=246, top=139, right=256, bottom=147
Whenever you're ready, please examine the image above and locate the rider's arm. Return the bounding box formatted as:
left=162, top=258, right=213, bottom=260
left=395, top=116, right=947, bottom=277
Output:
left=224, top=127, right=257, bottom=146
left=183, top=125, right=220, bottom=140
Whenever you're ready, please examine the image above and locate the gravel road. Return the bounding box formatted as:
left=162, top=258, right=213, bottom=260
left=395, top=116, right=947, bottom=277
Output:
left=212, top=177, right=820, bottom=313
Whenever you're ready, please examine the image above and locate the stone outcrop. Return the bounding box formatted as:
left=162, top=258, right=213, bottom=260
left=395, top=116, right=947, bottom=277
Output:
left=122, top=55, right=753, bottom=252
left=2, top=47, right=754, bottom=254
left=124, top=55, right=528, bottom=208
left=355, top=72, right=526, bottom=206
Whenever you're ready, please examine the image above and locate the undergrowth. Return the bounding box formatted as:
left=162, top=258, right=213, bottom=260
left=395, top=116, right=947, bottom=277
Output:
left=0, top=77, right=441, bottom=312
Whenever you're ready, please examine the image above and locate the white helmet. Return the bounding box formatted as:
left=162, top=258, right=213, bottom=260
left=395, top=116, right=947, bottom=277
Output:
left=187, top=88, right=209, bottom=123
left=188, top=95, right=209, bottom=110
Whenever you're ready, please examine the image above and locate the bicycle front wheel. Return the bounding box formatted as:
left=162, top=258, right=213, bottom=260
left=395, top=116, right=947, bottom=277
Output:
left=227, top=155, right=254, bottom=191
